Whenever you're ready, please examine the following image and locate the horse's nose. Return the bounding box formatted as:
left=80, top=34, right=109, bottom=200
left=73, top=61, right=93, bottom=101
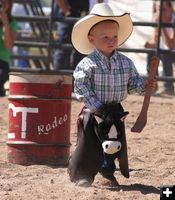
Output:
left=102, top=140, right=122, bottom=154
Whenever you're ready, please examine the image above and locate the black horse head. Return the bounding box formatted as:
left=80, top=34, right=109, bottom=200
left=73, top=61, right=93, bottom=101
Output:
left=93, top=102, right=129, bottom=155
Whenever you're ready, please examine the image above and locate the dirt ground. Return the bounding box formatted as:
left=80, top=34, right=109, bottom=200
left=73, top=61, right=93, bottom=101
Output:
left=0, top=93, right=175, bottom=200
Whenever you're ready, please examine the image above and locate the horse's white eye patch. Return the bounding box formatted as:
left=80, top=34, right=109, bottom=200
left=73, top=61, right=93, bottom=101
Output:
left=94, top=116, right=103, bottom=124
left=108, top=125, right=118, bottom=139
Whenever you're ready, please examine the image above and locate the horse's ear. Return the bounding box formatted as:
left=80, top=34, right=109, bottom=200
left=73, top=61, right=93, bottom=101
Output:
left=94, top=116, right=103, bottom=124
left=120, top=112, right=129, bottom=122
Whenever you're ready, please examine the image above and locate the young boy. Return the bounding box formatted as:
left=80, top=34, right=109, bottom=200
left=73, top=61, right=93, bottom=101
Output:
left=69, top=3, right=156, bottom=187
left=72, top=3, right=156, bottom=111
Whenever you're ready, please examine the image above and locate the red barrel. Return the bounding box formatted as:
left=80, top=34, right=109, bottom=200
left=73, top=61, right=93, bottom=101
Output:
left=7, top=71, right=72, bottom=166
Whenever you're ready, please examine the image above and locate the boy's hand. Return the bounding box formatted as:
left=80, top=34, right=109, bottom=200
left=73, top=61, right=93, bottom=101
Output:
left=144, top=78, right=157, bottom=93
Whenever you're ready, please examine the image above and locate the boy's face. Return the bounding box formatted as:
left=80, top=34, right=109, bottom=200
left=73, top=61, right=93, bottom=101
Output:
left=88, top=20, right=119, bottom=57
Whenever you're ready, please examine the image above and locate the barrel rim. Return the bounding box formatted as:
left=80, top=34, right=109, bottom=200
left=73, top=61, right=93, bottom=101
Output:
left=8, top=95, right=73, bottom=100
left=9, top=70, right=73, bottom=76
left=6, top=141, right=71, bottom=147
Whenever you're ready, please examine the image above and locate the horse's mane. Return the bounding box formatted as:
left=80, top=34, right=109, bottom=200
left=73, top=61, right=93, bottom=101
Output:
left=94, top=102, right=124, bottom=120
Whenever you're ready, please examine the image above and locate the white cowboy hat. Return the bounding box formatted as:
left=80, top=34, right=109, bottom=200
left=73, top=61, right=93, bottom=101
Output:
left=71, top=3, right=133, bottom=55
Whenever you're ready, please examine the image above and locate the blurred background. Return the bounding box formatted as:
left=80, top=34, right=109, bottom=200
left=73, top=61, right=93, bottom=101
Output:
left=9, top=0, right=175, bottom=78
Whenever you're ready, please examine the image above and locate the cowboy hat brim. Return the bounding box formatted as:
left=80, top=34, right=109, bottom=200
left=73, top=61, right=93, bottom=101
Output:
left=71, top=13, right=133, bottom=55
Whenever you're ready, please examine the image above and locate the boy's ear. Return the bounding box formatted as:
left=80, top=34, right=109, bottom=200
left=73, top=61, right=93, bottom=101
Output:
left=88, top=34, right=94, bottom=44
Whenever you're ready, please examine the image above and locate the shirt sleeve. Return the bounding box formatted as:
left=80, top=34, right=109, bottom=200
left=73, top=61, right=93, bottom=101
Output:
left=127, top=60, right=146, bottom=94
left=73, top=63, right=102, bottom=111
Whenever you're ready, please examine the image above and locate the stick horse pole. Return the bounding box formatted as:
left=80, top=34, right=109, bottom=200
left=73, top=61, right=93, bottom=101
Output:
left=131, top=56, right=160, bottom=133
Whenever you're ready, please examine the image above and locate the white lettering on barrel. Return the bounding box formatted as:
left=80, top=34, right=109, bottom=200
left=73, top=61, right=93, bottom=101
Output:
left=63, top=115, right=67, bottom=122
left=38, top=125, right=45, bottom=135
left=46, top=124, right=52, bottom=132
left=52, top=116, right=58, bottom=128
left=58, top=117, right=63, bottom=125
left=9, top=103, right=39, bottom=139
left=37, top=114, right=68, bottom=135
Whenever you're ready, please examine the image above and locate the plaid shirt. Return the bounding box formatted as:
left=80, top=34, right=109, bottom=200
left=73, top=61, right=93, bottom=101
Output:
left=73, top=49, right=145, bottom=111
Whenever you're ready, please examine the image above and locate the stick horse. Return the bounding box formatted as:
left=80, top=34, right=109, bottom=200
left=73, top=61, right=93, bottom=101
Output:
left=68, top=102, right=129, bottom=187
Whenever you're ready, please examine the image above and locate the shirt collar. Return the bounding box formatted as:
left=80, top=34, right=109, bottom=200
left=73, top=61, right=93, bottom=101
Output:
left=94, top=49, right=118, bottom=62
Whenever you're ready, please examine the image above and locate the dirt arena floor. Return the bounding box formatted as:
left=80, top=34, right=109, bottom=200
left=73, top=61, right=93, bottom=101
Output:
left=0, top=93, right=175, bottom=200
